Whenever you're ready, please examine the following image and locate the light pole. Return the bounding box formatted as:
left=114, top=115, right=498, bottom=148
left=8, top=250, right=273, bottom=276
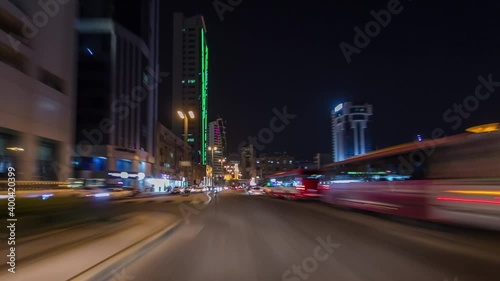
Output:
left=207, top=146, right=217, bottom=187
left=177, top=110, right=195, bottom=144
left=177, top=110, right=194, bottom=185
left=219, top=158, right=226, bottom=186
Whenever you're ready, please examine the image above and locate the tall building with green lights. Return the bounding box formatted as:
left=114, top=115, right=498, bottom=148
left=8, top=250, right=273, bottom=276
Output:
left=172, top=13, right=209, bottom=165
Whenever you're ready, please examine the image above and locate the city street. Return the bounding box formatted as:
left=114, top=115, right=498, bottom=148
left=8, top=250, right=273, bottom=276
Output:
left=113, top=190, right=500, bottom=281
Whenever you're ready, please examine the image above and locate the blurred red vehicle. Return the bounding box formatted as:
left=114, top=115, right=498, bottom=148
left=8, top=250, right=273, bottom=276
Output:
left=321, top=125, right=500, bottom=231
left=264, top=169, right=328, bottom=199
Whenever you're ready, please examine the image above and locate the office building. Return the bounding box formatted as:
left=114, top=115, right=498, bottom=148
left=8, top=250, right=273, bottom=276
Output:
left=332, top=102, right=373, bottom=162
left=256, top=152, right=295, bottom=179
left=240, top=144, right=256, bottom=179
left=314, top=153, right=333, bottom=168
left=226, top=152, right=241, bottom=180
left=74, top=0, right=160, bottom=189
left=172, top=13, right=209, bottom=165
left=208, top=118, right=227, bottom=176
left=0, top=0, right=77, bottom=181
left=156, top=122, right=192, bottom=183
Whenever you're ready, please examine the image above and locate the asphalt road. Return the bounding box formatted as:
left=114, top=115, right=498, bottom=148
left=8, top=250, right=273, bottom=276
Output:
left=108, top=190, right=500, bottom=281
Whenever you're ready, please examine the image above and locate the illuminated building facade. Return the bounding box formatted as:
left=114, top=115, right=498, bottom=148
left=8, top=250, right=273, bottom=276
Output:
left=332, top=102, right=373, bottom=162
left=172, top=13, right=208, bottom=165
left=208, top=118, right=227, bottom=177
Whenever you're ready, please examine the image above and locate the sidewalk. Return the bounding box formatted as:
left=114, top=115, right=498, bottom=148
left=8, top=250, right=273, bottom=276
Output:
left=0, top=212, right=181, bottom=281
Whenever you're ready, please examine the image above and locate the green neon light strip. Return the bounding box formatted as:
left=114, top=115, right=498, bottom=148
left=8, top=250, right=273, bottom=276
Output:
left=201, top=29, right=207, bottom=165
left=205, top=44, right=208, bottom=164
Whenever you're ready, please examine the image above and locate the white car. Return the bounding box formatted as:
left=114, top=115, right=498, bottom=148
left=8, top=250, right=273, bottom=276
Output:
left=248, top=187, right=265, bottom=196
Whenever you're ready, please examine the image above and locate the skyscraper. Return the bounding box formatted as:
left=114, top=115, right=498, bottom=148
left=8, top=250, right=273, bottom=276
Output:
left=0, top=0, right=77, bottom=181
left=208, top=118, right=227, bottom=176
left=74, top=0, right=160, bottom=189
left=172, top=13, right=209, bottom=165
left=332, top=102, right=373, bottom=162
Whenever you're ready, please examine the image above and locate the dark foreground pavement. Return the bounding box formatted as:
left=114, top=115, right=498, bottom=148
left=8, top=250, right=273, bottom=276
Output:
left=111, top=190, right=500, bottom=281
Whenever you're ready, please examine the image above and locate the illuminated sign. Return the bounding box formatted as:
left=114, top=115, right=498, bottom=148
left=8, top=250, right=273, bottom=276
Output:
left=466, top=123, right=499, bottom=134
left=335, top=103, right=343, bottom=112
left=108, top=172, right=143, bottom=179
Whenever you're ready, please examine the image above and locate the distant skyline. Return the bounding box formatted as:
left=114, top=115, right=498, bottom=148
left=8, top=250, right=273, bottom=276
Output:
left=157, top=0, right=500, bottom=159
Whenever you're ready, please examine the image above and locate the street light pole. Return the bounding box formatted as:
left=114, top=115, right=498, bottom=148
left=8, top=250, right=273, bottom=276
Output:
left=207, top=146, right=217, bottom=188
left=177, top=110, right=194, bottom=185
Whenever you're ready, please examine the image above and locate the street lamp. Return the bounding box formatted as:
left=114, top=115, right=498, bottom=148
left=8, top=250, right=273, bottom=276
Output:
left=207, top=146, right=217, bottom=188
left=177, top=110, right=194, bottom=185
left=177, top=110, right=195, bottom=144
left=219, top=158, right=226, bottom=170
left=207, top=146, right=217, bottom=166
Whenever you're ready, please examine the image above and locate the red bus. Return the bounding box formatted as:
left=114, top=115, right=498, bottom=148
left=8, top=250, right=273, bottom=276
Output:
left=264, top=169, right=328, bottom=199
left=321, top=125, right=500, bottom=231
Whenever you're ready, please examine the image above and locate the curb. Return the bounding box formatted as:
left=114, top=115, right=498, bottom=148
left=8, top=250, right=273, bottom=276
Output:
left=68, top=218, right=182, bottom=281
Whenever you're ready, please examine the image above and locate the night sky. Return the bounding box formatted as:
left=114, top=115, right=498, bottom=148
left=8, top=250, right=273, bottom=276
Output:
left=159, top=0, right=500, bottom=160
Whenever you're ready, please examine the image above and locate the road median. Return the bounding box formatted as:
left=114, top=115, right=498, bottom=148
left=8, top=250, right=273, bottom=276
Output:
left=0, top=212, right=181, bottom=281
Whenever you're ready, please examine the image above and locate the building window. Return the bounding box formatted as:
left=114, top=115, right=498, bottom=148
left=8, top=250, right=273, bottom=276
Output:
left=117, top=159, right=132, bottom=171
left=0, top=42, right=27, bottom=74
left=37, top=141, right=58, bottom=180
left=93, top=157, right=106, bottom=171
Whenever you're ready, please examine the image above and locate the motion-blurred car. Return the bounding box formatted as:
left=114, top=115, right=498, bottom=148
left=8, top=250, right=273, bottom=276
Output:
left=172, top=187, right=185, bottom=194
left=248, top=187, right=264, bottom=196
left=78, top=186, right=111, bottom=198
left=105, top=187, right=135, bottom=198
left=193, top=186, right=206, bottom=193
